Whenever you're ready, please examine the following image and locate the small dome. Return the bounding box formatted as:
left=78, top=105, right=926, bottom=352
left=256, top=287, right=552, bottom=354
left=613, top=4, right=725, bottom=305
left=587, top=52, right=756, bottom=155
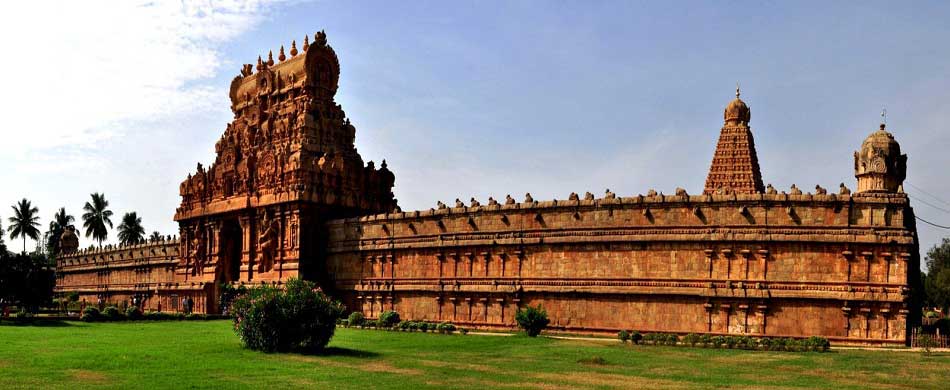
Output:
left=854, top=123, right=907, bottom=193
left=724, top=88, right=750, bottom=125
left=861, top=124, right=900, bottom=151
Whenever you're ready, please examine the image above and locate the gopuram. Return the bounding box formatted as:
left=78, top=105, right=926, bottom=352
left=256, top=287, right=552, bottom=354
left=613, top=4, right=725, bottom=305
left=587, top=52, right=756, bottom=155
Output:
left=56, top=32, right=920, bottom=346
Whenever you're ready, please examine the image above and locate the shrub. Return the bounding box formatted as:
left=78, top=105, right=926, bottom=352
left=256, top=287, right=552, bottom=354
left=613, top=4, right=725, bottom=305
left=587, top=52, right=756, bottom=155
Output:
left=347, top=312, right=365, bottom=328
left=515, top=305, right=550, bottom=337
left=618, top=330, right=630, bottom=343
left=185, top=313, right=207, bottom=321
left=917, top=332, right=936, bottom=355
left=230, top=277, right=345, bottom=353
left=377, top=310, right=401, bottom=329
left=437, top=322, right=456, bottom=334
left=683, top=333, right=700, bottom=347
left=710, top=336, right=725, bottom=348
left=420, top=322, right=431, bottom=332
left=630, top=331, right=643, bottom=345
left=81, top=307, right=100, bottom=322
left=666, top=334, right=679, bottom=346
left=805, top=336, right=830, bottom=352
left=16, top=309, right=34, bottom=321
left=758, top=337, right=772, bottom=350
left=102, top=306, right=123, bottom=321
left=68, top=292, right=80, bottom=303
left=459, top=328, right=469, bottom=335
left=125, top=307, right=142, bottom=320
left=700, top=334, right=712, bottom=347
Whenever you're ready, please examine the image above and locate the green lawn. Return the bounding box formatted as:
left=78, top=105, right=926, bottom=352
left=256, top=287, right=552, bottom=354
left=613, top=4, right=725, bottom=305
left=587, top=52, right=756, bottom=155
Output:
left=0, top=320, right=946, bottom=389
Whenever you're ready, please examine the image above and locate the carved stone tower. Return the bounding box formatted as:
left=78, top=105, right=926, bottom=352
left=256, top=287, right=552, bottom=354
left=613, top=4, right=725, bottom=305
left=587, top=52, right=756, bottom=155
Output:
left=173, top=32, right=396, bottom=308
left=703, top=88, right=765, bottom=194
left=854, top=123, right=907, bottom=193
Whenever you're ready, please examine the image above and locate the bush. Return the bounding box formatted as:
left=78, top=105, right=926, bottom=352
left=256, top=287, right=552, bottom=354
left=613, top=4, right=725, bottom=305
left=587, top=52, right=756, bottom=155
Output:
left=230, top=278, right=345, bottom=353
left=683, top=333, right=700, bottom=347
left=81, top=307, right=100, bottom=322
left=347, top=312, right=365, bottom=328
left=437, top=322, right=456, bottom=334
left=804, top=336, right=830, bottom=352
left=459, top=328, right=469, bottom=335
left=16, top=309, right=33, bottom=321
left=700, top=334, right=712, bottom=347
left=666, top=334, right=679, bottom=346
left=185, top=313, right=207, bottom=321
left=618, top=330, right=630, bottom=343
left=102, top=306, right=124, bottom=321
left=125, top=307, right=142, bottom=320
left=515, top=305, right=550, bottom=337
left=377, top=310, right=401, bottom=329
left=630, top=331, right=643, bottom=345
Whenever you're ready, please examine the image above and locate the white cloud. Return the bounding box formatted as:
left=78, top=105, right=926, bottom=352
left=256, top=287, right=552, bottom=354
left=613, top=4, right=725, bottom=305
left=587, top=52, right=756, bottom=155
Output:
left=0, top=0, right=285, bottom=156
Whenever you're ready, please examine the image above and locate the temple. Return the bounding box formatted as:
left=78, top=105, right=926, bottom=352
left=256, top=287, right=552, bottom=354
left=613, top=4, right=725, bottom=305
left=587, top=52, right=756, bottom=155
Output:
left=56, top=32, right=920, bottom=346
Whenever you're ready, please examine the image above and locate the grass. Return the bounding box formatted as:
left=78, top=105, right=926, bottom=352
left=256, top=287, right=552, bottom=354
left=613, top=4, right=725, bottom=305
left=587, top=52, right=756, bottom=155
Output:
left=0, top=320, right=947, bottom=389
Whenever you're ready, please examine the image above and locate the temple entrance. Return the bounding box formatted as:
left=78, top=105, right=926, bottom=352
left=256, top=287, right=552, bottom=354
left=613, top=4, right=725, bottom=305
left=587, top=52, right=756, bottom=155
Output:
left=218, top=219, right=243, bottom=283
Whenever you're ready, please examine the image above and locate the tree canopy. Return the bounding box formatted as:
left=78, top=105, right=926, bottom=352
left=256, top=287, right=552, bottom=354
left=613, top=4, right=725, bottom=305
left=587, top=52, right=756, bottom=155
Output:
left=924, top=238, right=950, bottom=312
left=117, top=212, right=146, bottom=245
left=8, top=198, right=41, bottom=253
left=82, top=193, right=113, bottom=246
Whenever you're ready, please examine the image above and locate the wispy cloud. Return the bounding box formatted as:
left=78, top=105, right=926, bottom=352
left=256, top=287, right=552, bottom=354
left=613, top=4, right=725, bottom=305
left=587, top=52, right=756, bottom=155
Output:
left=0, top=0, right=286, bottom=156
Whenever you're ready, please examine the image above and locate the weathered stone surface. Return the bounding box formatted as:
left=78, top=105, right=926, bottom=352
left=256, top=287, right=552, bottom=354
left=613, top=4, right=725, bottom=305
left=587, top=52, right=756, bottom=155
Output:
left=56, top=33, right=919, bottom=346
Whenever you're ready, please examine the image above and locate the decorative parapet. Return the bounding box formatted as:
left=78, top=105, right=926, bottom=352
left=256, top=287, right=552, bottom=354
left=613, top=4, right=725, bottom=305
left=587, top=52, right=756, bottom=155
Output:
left=57, top=238, right=180, bottom=270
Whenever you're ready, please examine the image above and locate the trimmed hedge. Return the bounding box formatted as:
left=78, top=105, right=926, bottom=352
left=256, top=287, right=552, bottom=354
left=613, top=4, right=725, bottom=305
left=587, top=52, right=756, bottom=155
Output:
left=624, top=332, right=829, bottom=352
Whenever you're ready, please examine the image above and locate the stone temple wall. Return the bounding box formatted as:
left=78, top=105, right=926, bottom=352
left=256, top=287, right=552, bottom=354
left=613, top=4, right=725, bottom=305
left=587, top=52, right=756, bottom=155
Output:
left=324, top=191, right=917, bottom=345
left=55, top=239, right=213, bottom=313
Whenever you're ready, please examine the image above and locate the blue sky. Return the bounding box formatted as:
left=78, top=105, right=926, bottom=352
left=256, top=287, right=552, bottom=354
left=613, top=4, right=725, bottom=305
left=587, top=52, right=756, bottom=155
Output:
left=1, top=1, right=949, bottom=269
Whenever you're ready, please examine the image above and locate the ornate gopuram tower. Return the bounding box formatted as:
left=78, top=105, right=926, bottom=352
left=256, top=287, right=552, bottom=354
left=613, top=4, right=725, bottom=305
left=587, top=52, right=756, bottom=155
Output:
left=704, top=87, right=765, bottom=195
left=174, top=32, right=396, bottom=311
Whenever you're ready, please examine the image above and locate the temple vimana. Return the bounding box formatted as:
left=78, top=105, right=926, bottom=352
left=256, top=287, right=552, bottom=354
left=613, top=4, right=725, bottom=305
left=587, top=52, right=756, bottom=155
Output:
left=56, top=32, right=920, bottom=346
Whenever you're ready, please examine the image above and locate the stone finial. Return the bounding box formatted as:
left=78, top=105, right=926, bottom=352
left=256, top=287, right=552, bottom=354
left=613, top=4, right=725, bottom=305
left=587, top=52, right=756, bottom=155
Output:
left=470, top=197, right=481, bottom=207
left=675, top=187, right=688, bottom=197
left=488, top=197, right=498, bottom=206
left=647, top=189, right=658, bottom=197
left=525, top=193, right=534, bottom=203
left=437, top=201, right=447, bottom=210
left=790, top=184, right=803, bottom=195
left=568, top=192, right=579, bottom=201
left=766, top=184, right=777, bottom=195
left=256, top=55, right=263, bottom=71
left=303, top=35, right=310, bottom=51
left=505, top=195, right=516, bottom=205
left=290, top=40, right=298, bottom=57
left=316, top=30, right=327, bottom=46
left=267, top=50, right=275, bottom=66
left=455, top=198, right=465, bottom=208
left=278, top=45, right=286, bottom=62
left=584, top=192, right=594, bottom=200
left=605, top=189, right=616, bottom=199
left=815, top=185, right=827, bottom=195
left=839, top=183, right=851, bottom=195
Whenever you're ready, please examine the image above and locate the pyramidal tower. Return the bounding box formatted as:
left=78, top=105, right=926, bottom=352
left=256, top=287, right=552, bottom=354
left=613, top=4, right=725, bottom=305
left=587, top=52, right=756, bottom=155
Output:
left=703, top=87, right=765, bottom=194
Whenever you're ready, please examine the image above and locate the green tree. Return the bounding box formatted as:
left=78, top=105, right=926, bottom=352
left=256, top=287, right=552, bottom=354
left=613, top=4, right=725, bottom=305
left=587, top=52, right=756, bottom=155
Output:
left=82, top=193, right=113, bottom=247
left=0, top=219, right=6, bottom=255
left=117, top=212, right=145, bottom=245
left=45, top=207, right=75, bottom=256
left=149, top=231, right=163, bottom=243
left=7, top=199, right=41, bottom=253
left=515, top=304, right=550, bottom=337
left=925, top=238, right=950, bottom=312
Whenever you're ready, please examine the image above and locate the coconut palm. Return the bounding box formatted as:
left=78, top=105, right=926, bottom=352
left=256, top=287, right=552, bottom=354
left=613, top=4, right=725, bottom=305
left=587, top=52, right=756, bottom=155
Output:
left=8, top=198, right=41, bottom=253
left=149, top=231, right=163, bottom=243
left=117, top=212, right=146, bottom=245
left=0, top=219, right=6, bottom=254
left=46, top=207, right=75, bottom=255
left=82, top=192, right=113, bottom=247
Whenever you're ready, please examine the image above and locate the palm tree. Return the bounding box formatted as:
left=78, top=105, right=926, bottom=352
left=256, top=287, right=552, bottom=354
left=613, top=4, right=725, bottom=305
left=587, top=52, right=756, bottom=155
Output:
left=149, top=231, right=163, bottom=243
left=8, top=198, right=41, bottom=253
left=82, top=192, right=113, bottom=247
left=117, top=212, right=145, bottom=245
left=0, top=219, right=6, bottom=254
left=46, top=207, right=75, bottom=255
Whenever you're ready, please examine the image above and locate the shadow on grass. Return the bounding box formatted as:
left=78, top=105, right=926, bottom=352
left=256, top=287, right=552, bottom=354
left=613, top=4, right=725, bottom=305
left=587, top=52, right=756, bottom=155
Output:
left=298, top=346, right=380, bottom=358
left=0, top=319, right=75, bottom=327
